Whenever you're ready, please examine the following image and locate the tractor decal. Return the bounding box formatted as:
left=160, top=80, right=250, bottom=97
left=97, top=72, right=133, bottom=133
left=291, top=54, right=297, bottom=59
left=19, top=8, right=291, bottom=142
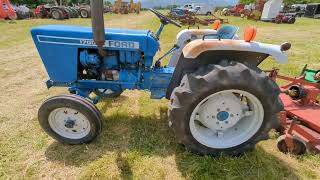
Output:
left=37, top=35, right=139, bottom=49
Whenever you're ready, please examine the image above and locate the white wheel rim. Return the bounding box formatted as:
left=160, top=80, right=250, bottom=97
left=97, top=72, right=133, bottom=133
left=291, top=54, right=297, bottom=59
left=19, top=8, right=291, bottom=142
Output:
left=48, top=108, right=91, bottom=139
left=189, top=89, right=264, bottom=149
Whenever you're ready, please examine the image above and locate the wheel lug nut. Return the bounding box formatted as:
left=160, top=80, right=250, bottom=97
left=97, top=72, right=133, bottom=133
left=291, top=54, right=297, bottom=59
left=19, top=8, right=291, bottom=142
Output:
left=230, top=114, right=234, bottom=117
left=217, top=109, right=220, bottom=112
left=212, top=116, right=216, bottom=119
left=225, top=121, right=229, bottom=124
left=226, top=108, right=230, bottom=111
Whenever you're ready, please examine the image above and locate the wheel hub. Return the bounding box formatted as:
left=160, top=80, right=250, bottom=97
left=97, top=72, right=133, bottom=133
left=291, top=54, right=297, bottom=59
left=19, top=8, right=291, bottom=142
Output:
left=217, top=111, right=229, bottom=121
left=197, top=93, right=244, bottom=131
left=65, top=118, right=76, bottom=128
left=48, top=107, right=91, bottom=139
left=190, top=90, right=264, bottom=148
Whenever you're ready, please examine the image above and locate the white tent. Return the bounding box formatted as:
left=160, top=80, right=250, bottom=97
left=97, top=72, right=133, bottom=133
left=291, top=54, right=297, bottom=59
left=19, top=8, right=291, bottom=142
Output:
left=261, top=0, right=283, bottom=21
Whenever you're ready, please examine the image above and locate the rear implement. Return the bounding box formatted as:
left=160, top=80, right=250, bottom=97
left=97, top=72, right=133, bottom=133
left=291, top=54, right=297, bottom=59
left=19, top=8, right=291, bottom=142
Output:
left=268, top=68, right=320, bottom=155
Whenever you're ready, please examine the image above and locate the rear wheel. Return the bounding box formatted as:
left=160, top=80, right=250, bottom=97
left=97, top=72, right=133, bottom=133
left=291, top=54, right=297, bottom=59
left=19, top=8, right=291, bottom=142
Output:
left=288, top=17, right=296, bottom=24
left=38, top=94, right=102, bottom=144
left=80, top=9, right=90, bottom=18
left=169, top=61, right=282, bottom=156
left=51, top=9, right=63, bottom=20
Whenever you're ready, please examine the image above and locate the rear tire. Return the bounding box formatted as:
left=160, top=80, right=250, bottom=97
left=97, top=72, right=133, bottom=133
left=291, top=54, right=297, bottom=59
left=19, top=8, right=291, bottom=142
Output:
left=38, top=94, right=102, bottom=144
left=168, top=61, right=282, bottom=156
left=80, top=9, right=90, bottom=18
left=51, top=9, right=63, bottom=20
left=288, top=17, right=296, bottom=24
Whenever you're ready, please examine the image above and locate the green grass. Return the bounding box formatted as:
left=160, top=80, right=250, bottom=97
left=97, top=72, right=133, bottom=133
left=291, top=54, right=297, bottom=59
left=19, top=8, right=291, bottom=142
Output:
left=1, top=12, right=320, bottom=179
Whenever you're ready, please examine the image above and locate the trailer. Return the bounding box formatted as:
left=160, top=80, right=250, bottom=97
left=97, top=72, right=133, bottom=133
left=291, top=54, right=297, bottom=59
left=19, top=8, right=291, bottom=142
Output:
left=261, top=0, right=296, bottom=24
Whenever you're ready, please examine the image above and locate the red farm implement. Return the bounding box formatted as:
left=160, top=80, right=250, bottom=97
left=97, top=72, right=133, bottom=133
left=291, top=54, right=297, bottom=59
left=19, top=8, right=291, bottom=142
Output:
left=0, top=0, right=17, bottom=20
left=267, top=67, right=320, bottom=155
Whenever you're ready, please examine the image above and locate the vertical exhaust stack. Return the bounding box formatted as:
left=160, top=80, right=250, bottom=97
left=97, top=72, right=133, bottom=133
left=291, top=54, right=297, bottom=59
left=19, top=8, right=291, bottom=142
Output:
left=90, top=0, right=106, bottom=56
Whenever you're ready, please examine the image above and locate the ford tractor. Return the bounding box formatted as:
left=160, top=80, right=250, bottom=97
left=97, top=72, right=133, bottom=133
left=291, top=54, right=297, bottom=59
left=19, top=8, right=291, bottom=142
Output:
left=31, top=0, right=291, bottom=156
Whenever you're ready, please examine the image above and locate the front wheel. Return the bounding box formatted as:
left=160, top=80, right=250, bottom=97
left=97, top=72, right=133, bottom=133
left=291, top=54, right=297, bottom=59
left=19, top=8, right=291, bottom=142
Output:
left=169, top=61, right=282, bottom=156
left=38, top=94, right=102, bottom=144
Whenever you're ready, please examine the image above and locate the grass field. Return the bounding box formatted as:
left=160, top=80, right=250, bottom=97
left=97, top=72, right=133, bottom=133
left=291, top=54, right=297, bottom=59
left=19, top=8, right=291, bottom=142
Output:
left=1, top=11, right=320, bottom=179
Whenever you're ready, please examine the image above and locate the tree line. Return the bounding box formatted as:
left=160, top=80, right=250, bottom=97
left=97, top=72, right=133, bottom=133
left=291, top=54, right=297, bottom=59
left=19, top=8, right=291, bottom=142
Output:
left=240, top=0, right=320, bottom=5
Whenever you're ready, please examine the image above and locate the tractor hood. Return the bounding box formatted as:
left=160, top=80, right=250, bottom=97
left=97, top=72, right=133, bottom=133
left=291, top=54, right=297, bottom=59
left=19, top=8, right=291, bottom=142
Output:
left=31, top=25, right=159, bottom=57
left=31, top=25, right=159, bottom=82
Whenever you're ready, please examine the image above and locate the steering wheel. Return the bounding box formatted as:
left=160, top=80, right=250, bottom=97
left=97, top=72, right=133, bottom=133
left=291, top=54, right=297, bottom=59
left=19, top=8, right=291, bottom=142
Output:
left=149, top=8, right=182, bottom=28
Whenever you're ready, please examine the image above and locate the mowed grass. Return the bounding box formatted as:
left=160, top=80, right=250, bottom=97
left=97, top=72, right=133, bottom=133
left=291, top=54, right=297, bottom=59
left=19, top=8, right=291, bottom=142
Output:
left=0, top=11, right=320, bottom=179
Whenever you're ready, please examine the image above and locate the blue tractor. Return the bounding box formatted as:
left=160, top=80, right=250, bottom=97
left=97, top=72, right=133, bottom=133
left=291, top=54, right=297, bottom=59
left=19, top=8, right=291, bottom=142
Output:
left=32, top=0, right=291, bottom=156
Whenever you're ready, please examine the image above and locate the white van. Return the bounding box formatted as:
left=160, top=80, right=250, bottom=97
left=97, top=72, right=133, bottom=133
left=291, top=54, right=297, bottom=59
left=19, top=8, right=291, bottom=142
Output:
left=182, top=3, right=214, bottom=15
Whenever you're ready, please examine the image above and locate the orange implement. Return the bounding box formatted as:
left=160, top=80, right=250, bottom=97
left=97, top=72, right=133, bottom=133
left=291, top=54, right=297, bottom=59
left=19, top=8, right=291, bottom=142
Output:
left=0, top=0, right=17, bottom=20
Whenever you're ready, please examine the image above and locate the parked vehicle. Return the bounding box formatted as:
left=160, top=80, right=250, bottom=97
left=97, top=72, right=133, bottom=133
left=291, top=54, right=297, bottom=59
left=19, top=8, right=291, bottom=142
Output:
left=12, top=5, right=33, bottom=19
left=31, top=0, right=290, bottom=156
left=34, top=4, right=69, bottom=20
left=290, top=4, right=306, bottom=17
left=181, top=3, right=214, bottom=15
left=274, top=13, right=296, bottom=24
left=76, top=5, right=91, bottom=18
left=221, top=4, right=248, bottom=16
left=304, top=3, right=320, bottom=19
left=261, top=0, right=296, bottom=24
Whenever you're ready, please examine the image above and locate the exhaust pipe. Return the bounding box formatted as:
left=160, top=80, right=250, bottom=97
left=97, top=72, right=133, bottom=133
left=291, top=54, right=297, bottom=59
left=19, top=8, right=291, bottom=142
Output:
left=90, top=0, right=106, bottom=56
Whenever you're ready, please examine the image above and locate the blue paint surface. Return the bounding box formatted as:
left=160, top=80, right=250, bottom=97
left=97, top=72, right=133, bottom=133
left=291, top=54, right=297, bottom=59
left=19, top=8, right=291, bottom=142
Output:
left=31, top=25, right=173, bottom=99
left=217, top=111, right=229, bottom=121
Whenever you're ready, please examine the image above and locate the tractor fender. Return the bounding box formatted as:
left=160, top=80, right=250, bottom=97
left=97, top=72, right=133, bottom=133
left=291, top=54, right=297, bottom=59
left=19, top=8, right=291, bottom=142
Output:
left=168, top=29, right=240, bottom=67
left=182, top=39, right=288, bottom=63
left=168, top=29, right=217, bottom=67
left=165, top=39, right=288, bottom=99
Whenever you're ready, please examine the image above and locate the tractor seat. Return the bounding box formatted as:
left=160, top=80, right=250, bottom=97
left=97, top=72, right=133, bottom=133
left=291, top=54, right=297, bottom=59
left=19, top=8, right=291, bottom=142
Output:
left=217, top=25, right=239, bottom=39
left=203, top=25, right=239, bottom=40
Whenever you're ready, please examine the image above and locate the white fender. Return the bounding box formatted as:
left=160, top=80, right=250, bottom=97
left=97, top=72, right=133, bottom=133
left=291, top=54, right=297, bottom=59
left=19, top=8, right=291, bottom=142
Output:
left=168, top=29, right=217, bottom=67
left=182, top=39, right=288, bottom=63
left=168, top=29, right=240, bottom=67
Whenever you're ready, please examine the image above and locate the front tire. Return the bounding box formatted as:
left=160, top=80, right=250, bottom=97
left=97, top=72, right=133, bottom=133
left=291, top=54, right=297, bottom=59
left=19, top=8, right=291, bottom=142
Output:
left=169, top=61, right=282, bottom=156
left=38, top=94, right=102, bottom=144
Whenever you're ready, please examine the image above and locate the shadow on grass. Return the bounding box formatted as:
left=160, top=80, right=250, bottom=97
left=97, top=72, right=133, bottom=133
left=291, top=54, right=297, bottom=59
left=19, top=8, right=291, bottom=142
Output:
left=44, top=103, right=298, bottom=179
